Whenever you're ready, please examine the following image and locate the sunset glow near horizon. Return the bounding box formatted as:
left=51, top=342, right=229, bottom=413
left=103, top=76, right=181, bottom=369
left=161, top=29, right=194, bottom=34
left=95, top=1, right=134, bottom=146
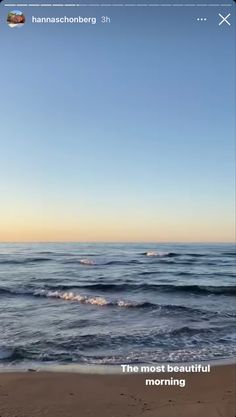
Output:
left=0, top=196, right=234, bottom=243
left=0, top=5, right=235, bottom=243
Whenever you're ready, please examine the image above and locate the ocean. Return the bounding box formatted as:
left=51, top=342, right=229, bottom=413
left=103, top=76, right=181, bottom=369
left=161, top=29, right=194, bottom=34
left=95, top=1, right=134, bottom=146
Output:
left=0, top=243, right=235, bottom=368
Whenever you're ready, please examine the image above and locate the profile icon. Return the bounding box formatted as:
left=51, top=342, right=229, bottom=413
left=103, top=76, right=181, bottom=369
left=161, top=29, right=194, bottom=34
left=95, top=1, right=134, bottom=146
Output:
left=7, top=10, right=25, bottom=27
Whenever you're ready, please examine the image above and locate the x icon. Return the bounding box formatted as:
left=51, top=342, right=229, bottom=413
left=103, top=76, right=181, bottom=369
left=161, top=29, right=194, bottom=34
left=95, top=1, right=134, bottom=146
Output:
left=218, top=13, right=231, bottom=26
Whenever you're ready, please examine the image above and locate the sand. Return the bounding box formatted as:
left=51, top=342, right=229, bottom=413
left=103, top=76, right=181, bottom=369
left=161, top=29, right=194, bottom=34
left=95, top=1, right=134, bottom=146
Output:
left=0, top=364, right=235, bottom=417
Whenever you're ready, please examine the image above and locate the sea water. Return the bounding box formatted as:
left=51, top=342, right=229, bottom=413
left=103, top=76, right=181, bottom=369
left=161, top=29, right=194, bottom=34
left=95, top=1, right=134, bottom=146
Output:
left=0, top=242, right=235, bottom=367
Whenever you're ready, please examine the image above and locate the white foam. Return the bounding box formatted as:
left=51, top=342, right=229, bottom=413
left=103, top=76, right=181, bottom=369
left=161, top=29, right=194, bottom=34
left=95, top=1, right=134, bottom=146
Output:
left=34, top=289, right=141, bottom=308
left=146, top=251, right=169, bottom=257
left=39, top=290, right=108, bottom=306
left=117, top=300, right=136, bottom=307
left=80, top=259, right=95, bottom=265
left=84, top=297, right=108, bottom=306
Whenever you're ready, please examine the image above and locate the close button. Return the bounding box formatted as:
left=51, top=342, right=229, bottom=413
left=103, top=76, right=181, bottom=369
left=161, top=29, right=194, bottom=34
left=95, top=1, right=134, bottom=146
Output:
left=218, top=13, right=231, bottom=26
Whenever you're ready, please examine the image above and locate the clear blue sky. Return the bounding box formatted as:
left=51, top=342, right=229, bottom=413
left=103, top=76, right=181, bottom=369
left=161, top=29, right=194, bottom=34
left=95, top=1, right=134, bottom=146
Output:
left=0, top=3, right=235, bottom=241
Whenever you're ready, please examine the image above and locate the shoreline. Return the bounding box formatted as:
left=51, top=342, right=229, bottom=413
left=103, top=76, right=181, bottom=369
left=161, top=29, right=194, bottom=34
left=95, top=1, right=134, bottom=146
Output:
left=0, top=357, right=235, bottom=374
left=0, top=364, right=235, bottom=417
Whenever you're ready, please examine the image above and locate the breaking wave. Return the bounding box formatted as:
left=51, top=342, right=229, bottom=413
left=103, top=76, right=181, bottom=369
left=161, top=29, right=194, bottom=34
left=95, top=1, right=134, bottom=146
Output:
left=1, top=283, right=236, bottom=299
left=142, top=251, right=207, bottom=258
left=66, top=259, right=141, bottom=266
left=2, top=322, right=236, bottom=364
left=41, top=283, right=236, bottom=296
left=144, top=251, right=177, bottom=257
left=79, top=259, right=96, bottom=265
left=34, top=289, right=156, bottom=308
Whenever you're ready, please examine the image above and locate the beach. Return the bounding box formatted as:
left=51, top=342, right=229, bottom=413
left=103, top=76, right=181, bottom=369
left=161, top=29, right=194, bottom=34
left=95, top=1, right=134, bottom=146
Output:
left=0, top=364, right=235, bottom=417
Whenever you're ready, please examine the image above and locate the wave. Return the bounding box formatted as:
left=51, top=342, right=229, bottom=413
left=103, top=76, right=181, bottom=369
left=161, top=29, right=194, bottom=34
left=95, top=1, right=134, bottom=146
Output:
left=2, top=322, right=235, bottom=364
left=0, top=345, right=72, bottom=363
left=27, top=289, right=236, bottom=313
left=0, top=286, right=225, bottom=317
left=40, top=283, right=236, bottom=296
left=0, top=251, right=232, bottom=268
left=105, top=260, right=141, bottom=265
left=0, top=257, right=52, bottom=265
left=177, top=271, right=236, bottom=279
left=4, top=285, right=233, bottom=316
left=33, top=289, right=156, bottom=308
left=143, top=251, right=178, bottom=257
left=174, top=284, right=236, bottom=296
left=64, top=258, right=141, bottom=266
left=0, top=287, right=27, bottom=296
left=142, top=251, right=209, bottom=258
left=1, top=282, right=236, bottom=300
left=151, top=283, right=236, bottom=296
left=0, top=347, right=15, bottom=360
left=79, top=259, right=96, bottom=265
left=169, top=326, right=216, bottom=337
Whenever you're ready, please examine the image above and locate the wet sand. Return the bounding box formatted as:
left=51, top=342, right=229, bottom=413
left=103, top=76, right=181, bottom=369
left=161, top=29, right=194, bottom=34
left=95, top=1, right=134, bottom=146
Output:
left=0, top=364, right=235, bottom=417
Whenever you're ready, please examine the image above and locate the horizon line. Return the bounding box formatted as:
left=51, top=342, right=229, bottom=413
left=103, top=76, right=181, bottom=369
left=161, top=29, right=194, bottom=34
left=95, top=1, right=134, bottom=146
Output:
left=0, top=241, right=234, bottom=244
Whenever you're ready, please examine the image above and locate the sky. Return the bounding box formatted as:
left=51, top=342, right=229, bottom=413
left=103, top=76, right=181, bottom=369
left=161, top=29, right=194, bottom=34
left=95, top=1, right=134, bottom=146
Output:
left=0, top=2, right=235, bottom=242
